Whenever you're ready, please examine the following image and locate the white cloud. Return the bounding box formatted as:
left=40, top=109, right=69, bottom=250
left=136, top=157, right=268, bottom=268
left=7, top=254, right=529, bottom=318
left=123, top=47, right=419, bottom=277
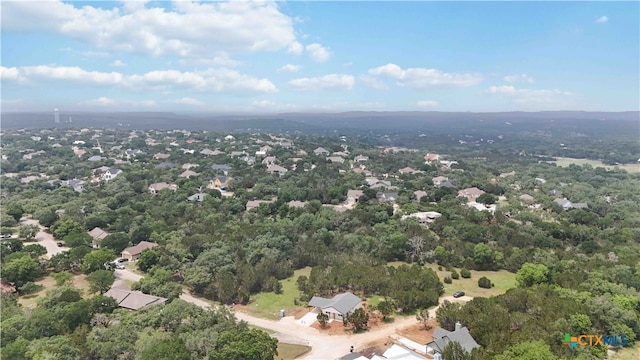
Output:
left=416, top=100, right=438, bottom=107
left=359, top=75, right=388, bottom=90
left=79, top=97, right=156, bottom=107
left=110, top=60, right=126, bottom=67
left=278, top=64, right=302, bottom=73
left=368, top=63, right=483, bottom=88
left=175, top=97, right=204, bottom=106
left=287, top=41, right=304, bottom=55
left=59, top=47, right=110, bottom=58
left=1, top=1, right=303, bottom=62
left=3, top=65, right=278, bottom=94
left=306, top=43, right=332, bottom=62
left=289, top=74, right=354, bottom=91
left=250, top=100, right=300, bottom=112
left=484, top=85, right=574, bottom=105
left=503, top=73, right=534, bottom=84
left=79, top=97, right=117, bottom=106
left=595, top=16, right=608, bottom=24
left=0, top=66, right=26, bottom=82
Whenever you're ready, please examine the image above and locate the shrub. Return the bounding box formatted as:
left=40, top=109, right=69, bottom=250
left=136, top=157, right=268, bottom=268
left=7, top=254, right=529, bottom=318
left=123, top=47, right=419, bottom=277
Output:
left=438, top=266, right=443, bottom=271
left=478, top=276, right=493, bottom=289
left=19, top=282, right=43, bottom=295
left=451, top=270, right=460, bottom=280
left=444, top=277, right=452, bottom=284
left=460, top=268, right=471, bottom=278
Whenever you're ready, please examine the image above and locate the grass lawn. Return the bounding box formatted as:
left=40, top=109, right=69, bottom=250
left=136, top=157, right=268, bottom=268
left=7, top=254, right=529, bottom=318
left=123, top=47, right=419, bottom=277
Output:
left=610, top=343, right=640, bottom=360
left=246, top=267, right=311, bottom=320
left=276, top=343, right=311, bottom=360
left=551, top=157, right=640, bottom=173
left=18, top=273, right=91, bottom=308
left=388, top=261, right=516, bottom=298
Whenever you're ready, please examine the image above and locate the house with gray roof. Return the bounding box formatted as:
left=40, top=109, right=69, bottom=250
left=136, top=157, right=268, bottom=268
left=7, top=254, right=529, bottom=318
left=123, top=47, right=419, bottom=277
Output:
left=61, top=179, right=85, bottom=192
left=211, top=164, right=231, bottom=176
left=426, top=322, right=480, bottom=355
left=101, top=168, right=122, bottom=181
left=104, top=288, right=167, bottom=311
left=308, top=292, right=361, bottom=320
left=313, top=147, right=330, bottom=156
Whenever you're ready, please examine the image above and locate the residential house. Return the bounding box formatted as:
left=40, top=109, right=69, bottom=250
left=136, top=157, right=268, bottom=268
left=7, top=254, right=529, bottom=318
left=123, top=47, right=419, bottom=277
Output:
left=377, top=192, right=399, bottom=202
left=424, top=153, right=440, bottom=163
left=187, top=193, right=206, bottom=202
left=308, top=292, right=361, bottom=320
left=279, top=140, right=293, bottom=148
left=61, top=179, right=85, bottom=192
left=241, top=155, right=256, bottom=165
left=260, top=145, right=273, bottom=153
left=124, top=149, right=145, bottom=159
left=549, top=189, right=564, bottom=197
left=245, top=199, right=275, bottom=212
left=181, top=163, right=199, bottom=170
left=369, top=180, right=397, bottom=190
left=148, top=182, right=178, bottom=194
left=413, top=190, right=428, bottom=202
left=104, top=288, right=167, bottom=311
left=432, top=176, right=449, bottom=187
left=352, top=168, right=373, bottom=176
left=354, top=155, right=369, bottom=163
left=155, top=162, right=178, bottom=169
left=181, top=148, right=194, bottom=154
left=458, top=187, right=485, bottom=202
left=499, top=171, right=516, bottom=178
left=179, top=170, right=199, bottom=178
left=287, top=200, right=307, bottom=208
left=88, top=155, right=103, bottom=162
left=313, top=147, right=330, bottom=156
left=224, top=135, right=236, bottom=141
left=121, top=241, right=159, bottom=261
left=1, top=280, right=16, bottom=294
left=346, top=190, right=364, bottom=203
left=399, top=167, right=423, bottom=175
left=229, top=151, right=247, bottom=157
left=326, top=156, right=345, bottom=164
left=426, top=322, right=480, bottom=356
left=534, top=177, right=547, bottom=184
left=266, top=165, right=288, bottom=177
left=88, top=227, right=110, bottom=248
left=101, top=168, right=122, bottom=181
left=200, top=149, right=216, bottom=156
left=554, top=198, right=588, bottom=210
left=210, top=176, right=231, bottom=189
left=401, top=211, right=442, bottom=226
left=153, top=153, right=171, bottom=160
left=211, top=164, right=232, bottom=176
left=262, top=156, right=278, bottom=166
left=519, top=194, right=535, bottom=202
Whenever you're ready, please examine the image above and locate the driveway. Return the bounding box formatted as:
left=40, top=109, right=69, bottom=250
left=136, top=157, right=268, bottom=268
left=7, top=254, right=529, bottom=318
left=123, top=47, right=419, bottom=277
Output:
left=20, top=218, right=69, bottom=259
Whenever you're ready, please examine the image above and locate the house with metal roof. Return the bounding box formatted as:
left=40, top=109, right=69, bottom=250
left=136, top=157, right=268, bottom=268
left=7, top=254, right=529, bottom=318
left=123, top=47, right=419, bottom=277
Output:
left=426, top=322, right=480, bottom=355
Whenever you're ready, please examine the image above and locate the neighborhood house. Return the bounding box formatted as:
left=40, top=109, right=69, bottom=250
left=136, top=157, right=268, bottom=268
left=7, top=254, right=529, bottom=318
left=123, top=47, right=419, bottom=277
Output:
left=121, top=241, right=159, bottom=261
left=308, top=292, right=361, bottom=320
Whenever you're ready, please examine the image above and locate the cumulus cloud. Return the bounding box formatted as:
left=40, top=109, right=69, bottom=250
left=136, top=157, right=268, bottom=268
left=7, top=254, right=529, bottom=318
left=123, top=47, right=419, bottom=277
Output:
left=2, top=65, right=278, bottom=94
left=416, top=100, right=438, bottom=107
left=484, top=85, right=573, bottom=104
left=359, top=75, right=388, bottom=90
left=80, top=96, right=116, bottom=106
left=278, top=64, right=302, bottom=73
left=306, top=43, right=332, bottom=62
left=110, top=60, right=126, bottom=67
left=595, top=16, right=608, bottom=24
left=368, top=63, right=483, bottom=88
left=289, top=74, right=354, bottom=91
left=1, top=1, right=303, bottom=61
left=503, top=73, right=534, bottom=84
left=175, top=97, right=204, bottom=106
left=0, top=66, right=26, bottom=82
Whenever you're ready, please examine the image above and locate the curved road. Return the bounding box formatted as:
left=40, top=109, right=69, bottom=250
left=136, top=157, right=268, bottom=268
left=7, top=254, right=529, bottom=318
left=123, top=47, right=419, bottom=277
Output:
left=114, top=268, right=472, bottom=359
left=20, top=218, right=70, bottom=259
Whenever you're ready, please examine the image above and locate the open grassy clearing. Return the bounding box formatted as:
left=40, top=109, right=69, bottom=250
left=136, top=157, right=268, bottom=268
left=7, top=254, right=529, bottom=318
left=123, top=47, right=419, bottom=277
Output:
left=610, top=343, right=640, bottom=360
left=551, top=157, right=640, bottom=173
left=388, top=261, right=516, bottom=298
left=18, top=273, right=91, bottom=308
left=276, top=343, right=311, bottom=360
left=245, top=267, right=311, bottom=320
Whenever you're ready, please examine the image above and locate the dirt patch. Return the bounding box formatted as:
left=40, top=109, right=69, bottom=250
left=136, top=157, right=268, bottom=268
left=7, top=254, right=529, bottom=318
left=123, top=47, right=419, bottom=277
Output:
left=360, top=337, right=395, bottom=358
left=396, top=319, right=439, bottom=344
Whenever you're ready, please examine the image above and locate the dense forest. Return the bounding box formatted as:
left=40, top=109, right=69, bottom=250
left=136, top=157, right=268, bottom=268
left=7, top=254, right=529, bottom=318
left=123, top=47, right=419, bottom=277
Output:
left=1, top=122, right=639, bottom=359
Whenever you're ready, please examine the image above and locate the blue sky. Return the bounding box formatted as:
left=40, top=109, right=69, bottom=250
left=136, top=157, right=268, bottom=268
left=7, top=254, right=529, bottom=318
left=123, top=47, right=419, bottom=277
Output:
left=1, top=0, right=638, bottom=113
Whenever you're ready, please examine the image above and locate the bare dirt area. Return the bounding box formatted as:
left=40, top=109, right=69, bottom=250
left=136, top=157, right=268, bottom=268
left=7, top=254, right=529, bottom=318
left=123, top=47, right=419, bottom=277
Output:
left=397, top=319, right=439, bottom=344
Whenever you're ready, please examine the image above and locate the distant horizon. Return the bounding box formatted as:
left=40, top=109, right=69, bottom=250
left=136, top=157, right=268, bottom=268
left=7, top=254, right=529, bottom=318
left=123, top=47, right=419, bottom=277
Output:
left=2, top=1, right=638, bottom=113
